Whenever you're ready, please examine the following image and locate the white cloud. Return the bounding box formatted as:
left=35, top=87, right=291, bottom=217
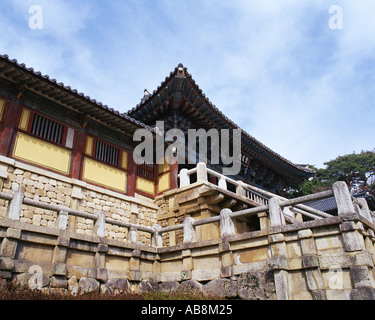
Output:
left=1, top=0, right=374, bottom=169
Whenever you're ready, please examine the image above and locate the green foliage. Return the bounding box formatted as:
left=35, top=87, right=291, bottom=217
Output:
left=319, top=150, right=375, bottom=194
left=288, top=150, right=375, bottom=197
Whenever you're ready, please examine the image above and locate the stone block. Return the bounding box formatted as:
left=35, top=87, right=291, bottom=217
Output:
left=0, top=238, right=18, bottom=258
left=101, top=278, right=130, bottom=294
left=220, top=266, right=233, bottom=278
left=6, top=228, right=21, bottom=239
left=268, top=233, right=284, bottom=243
left=203, top=279, right=237, bottom=298
left=305, top=269, right=324, bottom=291
left=54, top=263, right=67, bottom=276
left=96, top=268, right=108, bottom=282
left=350, top=287, right=375, bottom=300
left=140, top=279, right=159, bottom=292
left=192, top=268, right=221, bottom=281
left=181, top=270, right=191, bottom=281
left=350, top=266, right=373, bottom=288
left=0, top=257, right=14, bottom=270
left=340, top=221, right=357, bottom=232
left=12, top=272, right=49, bottom=290
left=300, top=238, right=317, bottom=256
left=267, top=256, right=288, bottom=270
left=298, top=229, right=313, bottom=239
left=130, top=270, right=142, bottom=281
left=159, top=281, right=180, bottom=292
left=97, top=243, right=109, bottom=253
left=311, top=290, right=326, bottom=300
left=180, top=279, right=203, bottom=293
left=50, top=276, right=68, bottom=289
left=302, top=255, right=319, bottom=268
left=68, top=276, right=79, bottom=295
left=274, top=269, right=290, bottom=300
left=67, top=265, right=88, bottom=279
left=237, top=272, right=270, bottom=300
left=57, top=236, right=70, bottom=247
left=342, top=231, right=365, bottom=252
left=78, top=277, right=100, bottom=294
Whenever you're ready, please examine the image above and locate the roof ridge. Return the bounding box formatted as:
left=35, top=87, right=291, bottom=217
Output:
left=0, top=54, right=153, bottom=132
left=127, top=63, right=315, bottom=175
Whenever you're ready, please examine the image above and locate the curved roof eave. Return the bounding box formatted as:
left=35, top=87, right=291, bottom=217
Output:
left=127, top=64, right=315, bottom=179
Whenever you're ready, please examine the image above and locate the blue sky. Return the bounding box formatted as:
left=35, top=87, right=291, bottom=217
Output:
left=1, top=0, right=375, bottom=168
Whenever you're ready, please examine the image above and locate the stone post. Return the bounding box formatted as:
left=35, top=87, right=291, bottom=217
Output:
left=258, top=212, right=269, bottom=230
left=52, top=236, right=69, bottom=277
left=152, top=224, right=162, bottom=248
left=356, top=198, right=373, bottom=223
left=0, top=163, right=8, bottom=191
left=70, top=186, right=83, bottom=232
left=7, top=189, right=24, bottom=221
left=196, top=162, right=208, bottom=183
left=181, top=249, right=193, bottom=281
left=219, top=241, right=233, bottom=278
left=179, top=168, right=190, bottom=187
left=183, top=217, right=196, bottom=243
left=332, top=183, right=375, bottom=298
left=128, top=227, right=138, bottom=243
left=268, top=233, right=290, bottom=300
left=269, top=197, right=286, bottom=227
left=220, top=208, right=235, bottom=238
left=94, top=210, right=106, bottom=238
left=332, top=181, right=355, bottom=215
left=56, top=210, right=68, bottom=230
left=218, top=176, right=227, bottom=190
left=298, top=229, right=326, bottom=300
left=236, top=182, right=245, bottom=197
left=96, top=243, right=108, bottom=282
left=130, top=249, right=141, bottom=281
left=0, top=228, right=21, bottom=274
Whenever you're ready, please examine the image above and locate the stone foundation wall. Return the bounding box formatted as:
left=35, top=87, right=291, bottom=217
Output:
left=0, top=156, right=158, bottom=245
left=1, top=160, right=375, bottom=299
left=2, top=207, right=375, bottom=299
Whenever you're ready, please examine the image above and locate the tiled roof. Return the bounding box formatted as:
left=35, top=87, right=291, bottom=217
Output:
left=128, top=63, right=315, bottom=179
left=0, top=54, right=153, bottom=133
left=306, top=192, right=375, bottom=214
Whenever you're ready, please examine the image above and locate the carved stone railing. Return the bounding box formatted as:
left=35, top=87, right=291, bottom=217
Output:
left=173, top=163, right=375, bottom=243
left=2, top=165, right=374, bottom=249
left=0, top=189, right=162, bottom=246
left=179, top=162, right=269, bottom=206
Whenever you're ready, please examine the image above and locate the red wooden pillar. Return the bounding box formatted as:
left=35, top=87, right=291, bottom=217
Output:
left=0, top=101, right=22, bottom=157
left=127, top=152, right=136, bottom=197
left=71, top=130, right=86, bottom=179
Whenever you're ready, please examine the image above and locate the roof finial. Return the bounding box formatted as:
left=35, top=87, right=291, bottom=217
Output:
left=177, top=63, right=184, bottom=78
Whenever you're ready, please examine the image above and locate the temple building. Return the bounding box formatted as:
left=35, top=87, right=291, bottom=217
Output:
left=3, top=55, right=375, bottom=300
left=0, top=56, right=314, bottom=199
left=0, top=54, right=315, bottom=243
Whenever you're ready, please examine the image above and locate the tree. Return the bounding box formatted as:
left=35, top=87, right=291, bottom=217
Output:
left=318, top=150, right=375, bottom=195
left=287, top=150, right=375, bottom=198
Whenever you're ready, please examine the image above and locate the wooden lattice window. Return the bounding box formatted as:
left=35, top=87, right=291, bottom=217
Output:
left=137, top=161, right=156, bottom=180
left=95, top=140, right=119, bottom=166
left=31, top=114, right=64, bottom=144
